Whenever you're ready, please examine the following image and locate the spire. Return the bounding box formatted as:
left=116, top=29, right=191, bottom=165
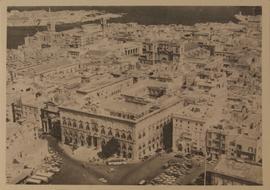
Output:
left=47, top=7, right=55, bottom=32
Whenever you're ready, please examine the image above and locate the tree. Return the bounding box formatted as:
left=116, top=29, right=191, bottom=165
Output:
left=100, top=137, right=120, bottom=159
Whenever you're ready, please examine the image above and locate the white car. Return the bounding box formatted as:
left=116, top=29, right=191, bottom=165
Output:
left=138, top=179, right=147, bottom=185
left=98, top=178, right=108, bottom=183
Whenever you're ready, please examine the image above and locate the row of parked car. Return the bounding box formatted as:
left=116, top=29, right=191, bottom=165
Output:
left=23, top=147, right=63, bottom=184
left=148, top=154, right=193, bottom=185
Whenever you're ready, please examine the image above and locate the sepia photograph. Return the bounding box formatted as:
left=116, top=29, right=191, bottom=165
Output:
left=2, top=0, right=269, bottom=187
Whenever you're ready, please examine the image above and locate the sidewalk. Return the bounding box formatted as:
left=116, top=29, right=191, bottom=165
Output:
left=58, top=143, right=103, bottom=163
left=6, top=121, right=49, bottom=184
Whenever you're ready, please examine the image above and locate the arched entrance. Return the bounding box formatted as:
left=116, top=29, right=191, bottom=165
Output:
left=93, top=137, right=98, bottom=147
left=74, top=138, right=78, bottom=145
left=64, top=136, right=69, bottom=144
left=178, top=144, right=183, bottom=151
left=128, top=152, right=132, bottom=159
left=86, top=136, right=92, bottom=146
left=101, top=139, right=106, bottom=147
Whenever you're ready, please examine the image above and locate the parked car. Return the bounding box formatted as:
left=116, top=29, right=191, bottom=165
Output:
left=48, top=167, right=61, bottom=173
left=185, top=154, right=191, bottom=159
left=142, top=156, right=149, bottom=161
left=165, top=148, right=172, bottom=153
left=25, top=177, right=42, bottom=184
left=174, top=153, right=183, bottom=158
left=138, top=179, right=147, bottom=185
left=31, top=175, right=49, bottom=183
left=81, top=163, right=87, bottom=168
left=98, top=178, right=108, bottom=183
left=109, top=168, right=115, bottom=172
left=155, top=148, right=163, bottom=153
left=162, top=163, right=169, bottom=169
left=185, top=162, right=193, bottom=169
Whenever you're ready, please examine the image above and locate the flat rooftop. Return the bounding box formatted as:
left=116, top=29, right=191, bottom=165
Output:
left=211, top=158, right=262, bottom=185
left=76, top=74, right=130, bottom=95
left=16, top=58, right=75, bottom=75
left=60, top=78, right=182, bottom=122
left=174, top=104, right=210, bottom=123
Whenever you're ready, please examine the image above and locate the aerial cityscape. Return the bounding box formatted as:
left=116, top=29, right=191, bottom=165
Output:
left=6, top=6, right=262, bottom=185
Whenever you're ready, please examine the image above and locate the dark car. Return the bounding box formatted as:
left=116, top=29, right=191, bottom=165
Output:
left=185, top=162, right=193, bottom=169
left=155, top=148, right=163, bottom=153
left=174, top=153, right=183, bottom=158
left=142, top=156, right=149, bottom=161
left=185, top=154, right=192, bottom=159
left=165, top=148, right=172, bottom=153
left=162, top=163, right=169, bottom=169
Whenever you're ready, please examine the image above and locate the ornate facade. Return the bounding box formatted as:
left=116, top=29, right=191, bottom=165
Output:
left=60, top=107, right=135, bottom=159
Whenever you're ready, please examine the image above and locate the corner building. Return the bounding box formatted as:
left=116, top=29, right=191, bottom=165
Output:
left=59, top=79, right=183, bottom=161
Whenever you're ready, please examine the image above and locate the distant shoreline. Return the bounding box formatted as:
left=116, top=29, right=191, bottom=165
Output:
left=7, top=6, right=261, bottom=49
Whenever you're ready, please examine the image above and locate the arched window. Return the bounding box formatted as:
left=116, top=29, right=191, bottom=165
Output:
left=121, top=133, right=126, bottom=139
left=62, top=117, right=66, bottom=125
left=68, top=119, right=72, bottom=126
left=122, top=144, right=126, bottom=149
left=73, top=120, right=77, bottom=128
left=128, top=153, right=132, bottom=158
left=123, top=151, right=127, bottom=158
left=128, top=145, right=132, bottom=151
left=115, top=131, right=120, bottom=138
left=102, top=139, right=106, bottom=146
left=86, top=122, right=90, bottom=130
left=79, top=121, right=83, bottom=129
left=127, top=134, right=132, bottom=140
left=108, top=129, right=113, bottom=136
left=86, top=136, right=92, bottom=146
left=92, top=122, right=98, bottom=132
left=80, top=134, right=84, bottom=140
left=74, top=137, right=78, bottom=145
left=101, top=127, right=105, bottom=135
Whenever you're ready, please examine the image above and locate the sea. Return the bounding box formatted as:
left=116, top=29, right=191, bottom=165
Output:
left=7, top=6, right=261, bottom=49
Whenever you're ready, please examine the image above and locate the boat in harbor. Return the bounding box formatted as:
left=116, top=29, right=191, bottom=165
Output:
left=234, top=11, right=261, bottom=23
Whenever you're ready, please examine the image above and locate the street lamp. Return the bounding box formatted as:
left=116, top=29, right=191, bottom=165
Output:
left=204, top=129, right=208, bottom=185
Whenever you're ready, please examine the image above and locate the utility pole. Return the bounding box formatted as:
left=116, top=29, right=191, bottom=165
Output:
left=204, top=129, right=207, bottom=185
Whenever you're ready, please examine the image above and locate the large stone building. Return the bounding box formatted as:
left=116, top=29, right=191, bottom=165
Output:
left=59, top=79, right=183, bottom=160
left=139, top=39, right=184, bottom=65
left=172, top=104, right=210, bottom=155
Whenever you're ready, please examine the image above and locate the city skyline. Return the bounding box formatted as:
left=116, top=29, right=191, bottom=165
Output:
left=4, top=4, right=266, bottom=187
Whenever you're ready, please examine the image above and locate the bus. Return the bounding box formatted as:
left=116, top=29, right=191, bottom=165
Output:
left=106, top=158, right=127, bottom=166
left=25, top=177, right=42, bottom=184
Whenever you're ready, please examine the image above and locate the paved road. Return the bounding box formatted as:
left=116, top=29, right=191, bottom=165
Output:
left=48, top=137, right=104, bottom=185
left=47, top=136, right=204, bottom=185
left=176, top=165, right=205, bottom=185
left=48, top=136, right=173, bottom=185
left=109, top=153, right=174, bottom=185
